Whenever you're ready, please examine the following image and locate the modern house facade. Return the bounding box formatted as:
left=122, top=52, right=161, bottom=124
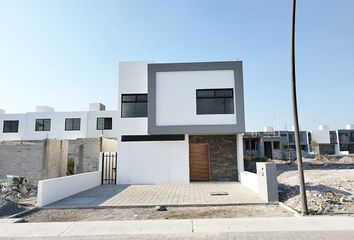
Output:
left=117, top=61, right=245, bottom=184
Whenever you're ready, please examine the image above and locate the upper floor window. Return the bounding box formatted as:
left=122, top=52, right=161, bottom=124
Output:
left=35, top=119, right=51, bottom=131
left=288, top=133, right=295, bottom=144
left=3, top=120, right=19, bottom=133
left=97, top=117, right=112, bottom=130
left=196, top=89, right=234, bottom=115
left=121, top=94, right=147, bottom=118
left=65, top=118, right=81, bottom=131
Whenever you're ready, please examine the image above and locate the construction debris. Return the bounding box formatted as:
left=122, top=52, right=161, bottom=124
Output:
left=277, top=156, right=354, bottom=215
left=0, top=177, right=37, bottom=217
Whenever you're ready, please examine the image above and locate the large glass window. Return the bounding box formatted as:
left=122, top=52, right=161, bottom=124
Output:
left=196, top=89, right=234, bottom=114
left=121, top=94, right=147, bottom=118
left=65, top=118, right=81, bottom=131
left=3, top=120, right=19, bottom=133
left=35, top=119, right=51, bottom=131
left=97, top=117, right=112, bottom=130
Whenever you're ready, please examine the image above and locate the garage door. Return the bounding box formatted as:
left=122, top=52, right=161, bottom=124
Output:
left=189, top=143, right=210, bottom=181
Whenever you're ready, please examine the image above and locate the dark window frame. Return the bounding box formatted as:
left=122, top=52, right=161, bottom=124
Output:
left=196, top=88, right=234, bottom=115
left=3, top=120, right=19, bottom=133
left=121, top=135, right=185, bottom=142
left=35, top=119, right=51, bottom=131
left=97, top=117, right=113, bottom=130
left=121, top=93, right=148, bottom=118
left=273, top=141, right=280, bottom=150
left=65, top=118, right=81, bottom=131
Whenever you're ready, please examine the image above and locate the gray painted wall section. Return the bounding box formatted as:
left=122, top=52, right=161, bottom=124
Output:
left=148, top=61, right=245, bottom=134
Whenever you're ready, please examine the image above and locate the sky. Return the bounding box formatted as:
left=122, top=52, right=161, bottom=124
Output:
left=0, top=0, right=353, bottom=131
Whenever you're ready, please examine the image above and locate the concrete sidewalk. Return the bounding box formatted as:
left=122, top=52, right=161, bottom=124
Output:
left=1, top=216, right=354, bottom=238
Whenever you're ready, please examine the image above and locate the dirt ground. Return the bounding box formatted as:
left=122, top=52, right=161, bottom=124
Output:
left=24, top=204, right=291, bottom=222
left=277, top=155, right=354, bottom=215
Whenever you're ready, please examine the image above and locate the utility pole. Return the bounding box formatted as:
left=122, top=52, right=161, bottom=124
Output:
left=290, top=0, right=308, bottom=215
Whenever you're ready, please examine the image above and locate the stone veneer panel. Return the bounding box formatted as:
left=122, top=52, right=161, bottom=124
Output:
left=189, top=135, right=237, bottom=181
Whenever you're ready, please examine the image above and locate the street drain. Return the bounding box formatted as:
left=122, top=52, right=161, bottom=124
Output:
left=210, top=192, right=229, bottom=196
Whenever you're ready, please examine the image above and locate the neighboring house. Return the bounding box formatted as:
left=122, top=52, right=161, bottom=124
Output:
left=309, top=124, right=354, bottom=155
left=0, top=103, right=118, bottom=141
left=309, top=125, right=338, bottom=155
left=243, top=127, right=310, bottom=161
left=337, top=125, right=354, bottom=154
left=117, top=61, right=245, bottom=184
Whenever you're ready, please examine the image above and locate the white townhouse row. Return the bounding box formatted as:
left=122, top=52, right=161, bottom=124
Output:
left=0, top=104, right=118, bottom=141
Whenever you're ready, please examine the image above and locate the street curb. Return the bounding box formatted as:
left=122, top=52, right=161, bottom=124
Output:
left=42, top=202, right=277, bottom=209
left=9, top=207, right=40, bottom=219
left=279, top=202, right=301, bottom=216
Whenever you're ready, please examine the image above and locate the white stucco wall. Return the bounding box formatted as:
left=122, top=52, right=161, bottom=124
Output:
left=155, top=70, right=236, bottom=126
left=37, top=171, right=101, bottom=207
left=311, top=130, right=330, bottom=144
left=117, top=137, right=189, bottom=184
left=23, top=111, right=88, bottom=140
left=86, top=111, right=119, bottom=139
left=117, top=62, right=190, bottom=184
left=117, top=61, right=150, bottom=137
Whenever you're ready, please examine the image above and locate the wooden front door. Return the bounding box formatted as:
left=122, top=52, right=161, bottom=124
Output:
left=189, top=143, right=210, bottom=181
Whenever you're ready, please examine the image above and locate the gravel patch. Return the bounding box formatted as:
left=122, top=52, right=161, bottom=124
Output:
left=277, top=156, right=354, bottom=215
left=0, top=199, right=27, bottom=217
left=24, top=205, right=291, bottom=222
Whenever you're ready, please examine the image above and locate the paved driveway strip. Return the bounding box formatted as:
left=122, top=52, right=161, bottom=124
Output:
left=46, top=182, right=264, bottom=208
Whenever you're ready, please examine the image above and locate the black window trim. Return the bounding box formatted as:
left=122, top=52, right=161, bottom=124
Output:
left=96, top=117, right=113, bottom=130
left=65, top=118, right=81, bottom=131
left=121, top=93, right=148, bottom=118
left=196, top=88, right=234, bottom=115
left=3, top=120, right=19, bottom=133
left=121, top=135, right=185, bottom=142
left=35, top=118, right=51, bottom=132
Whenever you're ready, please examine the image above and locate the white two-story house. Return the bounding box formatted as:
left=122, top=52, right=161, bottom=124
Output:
left=117, top=61, right=245, bottom=184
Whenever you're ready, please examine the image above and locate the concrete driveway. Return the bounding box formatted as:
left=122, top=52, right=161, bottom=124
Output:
left=45, top=182, right=264, bottom=208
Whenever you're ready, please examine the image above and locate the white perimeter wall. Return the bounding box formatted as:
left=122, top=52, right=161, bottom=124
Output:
left=117, top=137, right=190, bottom=184
left=311, top=130, right=330, bottom=144
left=155, top=70, right=236, bottom=126
left=37, top=171, right=101, bottom=207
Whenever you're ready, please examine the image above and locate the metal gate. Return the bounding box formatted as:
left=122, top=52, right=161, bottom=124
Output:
left=101, top=152, right=117, bottom=184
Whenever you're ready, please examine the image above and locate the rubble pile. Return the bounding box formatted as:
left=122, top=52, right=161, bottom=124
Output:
left=0, top=177, right=37, bottom=217
left=277, top=157, right=354, bottom=215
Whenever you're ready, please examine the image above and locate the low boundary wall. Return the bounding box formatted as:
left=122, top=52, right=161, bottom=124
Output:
left=37, top=171, right=101, bottom=207
left=240, top=171, right=258, bottom=193
left=240, top=162, right=278, bottom=203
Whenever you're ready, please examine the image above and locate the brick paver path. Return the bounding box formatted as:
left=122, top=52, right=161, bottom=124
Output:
left=47, top=183, right=263, bottom=208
